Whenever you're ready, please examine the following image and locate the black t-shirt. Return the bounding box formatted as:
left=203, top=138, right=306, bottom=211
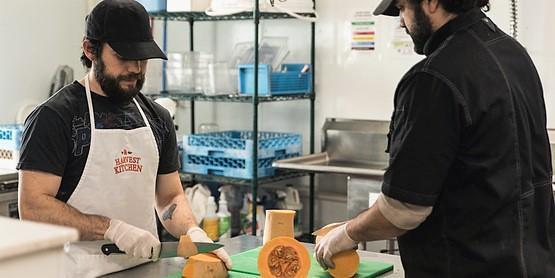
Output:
left=17, top=81, right=180, bottom=202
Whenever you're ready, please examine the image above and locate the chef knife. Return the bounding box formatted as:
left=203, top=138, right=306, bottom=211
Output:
left=101, top=242, right=224, bottom=258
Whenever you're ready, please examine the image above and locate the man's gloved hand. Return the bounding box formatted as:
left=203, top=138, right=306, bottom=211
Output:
left=187, top=227, right=233, bottom=269
left=314, top=223, right=358, bottom=270
left=104, top=219, right=161, bottom=261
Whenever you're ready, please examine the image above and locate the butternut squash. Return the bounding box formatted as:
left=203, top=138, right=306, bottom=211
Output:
left=263, top=210, right=296, bottom=244
left=177, top=235, right=198, bottom=258
left=182, top=253, right=227, bottom=278
left=312, top=222, right=345, bottom=244
left=327, top=250, right=359, bottom=278
left=312, top=223, right=360, bottom=278
left=258, top=236, right=310, bottom=278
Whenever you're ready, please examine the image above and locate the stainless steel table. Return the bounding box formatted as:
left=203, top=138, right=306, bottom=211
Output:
left=103, top=235, right=404, bottom=277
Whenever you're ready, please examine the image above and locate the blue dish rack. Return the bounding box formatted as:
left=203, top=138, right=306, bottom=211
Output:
left=182, top=131, right=302, bottom=179
left=0, top=124, right=23, bottom=152
left=0, top=124, right=23, bottom=168
left=238, top=64, right=312, bottom=96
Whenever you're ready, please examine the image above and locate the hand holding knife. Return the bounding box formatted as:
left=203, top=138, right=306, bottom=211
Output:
left=101, top=241, right=224, bottom=259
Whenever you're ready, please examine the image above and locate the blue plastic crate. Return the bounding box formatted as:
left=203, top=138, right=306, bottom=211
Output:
left=0, top=124, right=23, bottom=151
left=182, top=131, right=302, bottom=179
left=136, top=0, right=166, bottom=12
left=238, top=64, right=312, bottom=96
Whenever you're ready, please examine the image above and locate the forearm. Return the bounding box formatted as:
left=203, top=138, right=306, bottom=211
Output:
left=156, top=191, right=198, bottom=237
left=20, top=193, right=109, bottom=240
left=346, top=203, right=407, bottom=242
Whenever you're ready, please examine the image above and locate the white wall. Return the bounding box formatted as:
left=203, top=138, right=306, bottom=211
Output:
left=0, top=0, right=88, bottom=124
left=1, top=0, right=553, bottom=231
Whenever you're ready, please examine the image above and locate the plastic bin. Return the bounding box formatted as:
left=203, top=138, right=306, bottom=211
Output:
left=238, top=64, right=312, bottom=96
left=0, top=125, right=23, bottom=169
left=136, top=0, right=166, bottom=12
left=182, top=131, right=302, bottom=179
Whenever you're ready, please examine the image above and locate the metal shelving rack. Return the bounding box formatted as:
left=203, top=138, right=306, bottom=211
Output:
left=150, top=2, right=316, bottom=237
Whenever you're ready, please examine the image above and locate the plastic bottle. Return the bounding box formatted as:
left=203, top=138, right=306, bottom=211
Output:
left=217, top=188, right=232, bottom=239
left=202, top=196, right=219, bottom=241
left=285, top=184, right=303, bottom=237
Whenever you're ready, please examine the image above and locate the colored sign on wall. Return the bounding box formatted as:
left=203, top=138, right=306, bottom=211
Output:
left=351, top=11, right=376, bottom=51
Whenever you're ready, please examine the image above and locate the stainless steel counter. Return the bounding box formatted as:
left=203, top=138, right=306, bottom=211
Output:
left=0, top=168, right=17, bottom=184
left=102, top=235, right=404, bottom=277
left=274, top=152, right=387, bottom=177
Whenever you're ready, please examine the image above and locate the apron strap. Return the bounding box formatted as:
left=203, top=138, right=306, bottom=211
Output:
left=84, top=74, right=97, bottom=137
left=133, top=98, right=152, bottom=129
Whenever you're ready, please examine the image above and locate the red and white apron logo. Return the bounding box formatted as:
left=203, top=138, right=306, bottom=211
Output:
left=114, top=149, right=143, bottom=174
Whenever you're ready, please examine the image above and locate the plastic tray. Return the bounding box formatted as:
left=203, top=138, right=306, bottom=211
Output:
left=238, top=64, right=312, bottom=96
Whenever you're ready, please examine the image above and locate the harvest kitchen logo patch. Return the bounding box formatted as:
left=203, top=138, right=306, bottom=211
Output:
left=114, top=149, right=143, bottom=174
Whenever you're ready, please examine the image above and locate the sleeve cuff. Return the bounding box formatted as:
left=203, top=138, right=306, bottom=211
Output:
left=377, top=193, right=433, bottom=230
left=382, top=182, right=438, bottom=206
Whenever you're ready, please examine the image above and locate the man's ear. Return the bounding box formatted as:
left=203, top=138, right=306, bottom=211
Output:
left=423, top=0, right=441, bottom=14
left=82, top=39, right=96, bottom=62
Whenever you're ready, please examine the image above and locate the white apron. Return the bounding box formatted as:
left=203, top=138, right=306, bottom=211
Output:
left=64, top=75, right=160, bottom=277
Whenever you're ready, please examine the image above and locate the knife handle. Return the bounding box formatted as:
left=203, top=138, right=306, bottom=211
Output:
left=101, top=243, right=125, bottom=255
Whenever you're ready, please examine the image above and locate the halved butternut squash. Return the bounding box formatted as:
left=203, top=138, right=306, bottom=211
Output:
left=258, top=236, right=310, bottom=278
left=177, top=235, right=198, bottom=258
left=312, top=223, right=360, bottom=278
left=327, top=250, right=359, bottom=278
left=263, top=210, right=296, bottom=244
left=182, top=253, right=227, bottom=278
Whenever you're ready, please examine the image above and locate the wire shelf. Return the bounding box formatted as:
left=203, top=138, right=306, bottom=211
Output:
left=145, top=92, right=312, bottom=103
left=179, top=171, right=307, bottom=186
left=149, top=11, right=316, bottom=22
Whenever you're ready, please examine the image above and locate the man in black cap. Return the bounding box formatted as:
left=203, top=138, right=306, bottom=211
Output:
left=17, top=0, right=231, bottom=276
left=315, top=0, right=555, bottom=277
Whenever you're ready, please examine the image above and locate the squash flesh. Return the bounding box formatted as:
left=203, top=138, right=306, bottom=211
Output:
left=312, top=224, right=360, bottom=277
left=328, top=250, right=359, bottom=278
left=182, top=253, right=227, bottom=278
left=177, top=235, right=198, bottom=258
left=258, top=236, right=310, bottom=278
left=263, top=210, right=296, bottom=244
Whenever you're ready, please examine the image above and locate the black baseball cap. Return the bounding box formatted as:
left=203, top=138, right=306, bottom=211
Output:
left=85, top=0, right=167, bottom=60
left=373, top=0, right=400, bottom=16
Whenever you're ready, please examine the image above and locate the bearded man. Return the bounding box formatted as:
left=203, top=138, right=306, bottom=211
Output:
left=314, top=0, right=555, bottom=277
left=17, top=1, right=231, bottom=277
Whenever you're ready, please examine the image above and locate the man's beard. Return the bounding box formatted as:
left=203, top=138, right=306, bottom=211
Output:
left=406, top=4, right=434, bottom=55
left=94, top=58, right=145, bottom=104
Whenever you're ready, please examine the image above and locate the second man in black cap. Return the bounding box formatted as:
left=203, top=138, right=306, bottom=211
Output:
left=315, top=0, right=555, bottom=277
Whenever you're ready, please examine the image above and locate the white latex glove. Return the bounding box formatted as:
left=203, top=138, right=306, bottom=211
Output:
left=187, top=227, right=233, bottom=269
left=104, top=219, right=161, bottom=261
left=314, top=223, right=358, bottom=270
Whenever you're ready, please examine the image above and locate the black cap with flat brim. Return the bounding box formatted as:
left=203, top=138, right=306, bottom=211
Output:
left=373, top=0, right=400, bottom=16
left=86, top=0, right=167, bottom=60
left=108, top=41, right=167, bottom=60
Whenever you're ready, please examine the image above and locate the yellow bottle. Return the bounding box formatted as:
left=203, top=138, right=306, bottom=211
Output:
left=203, top=196, right=219, bottom=241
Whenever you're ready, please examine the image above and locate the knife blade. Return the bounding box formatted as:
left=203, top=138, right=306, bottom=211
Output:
left=101, top=242, right=224, bottom=258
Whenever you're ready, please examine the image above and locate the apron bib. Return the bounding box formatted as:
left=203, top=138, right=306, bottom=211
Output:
left=64, top=75, right=159, bottom=277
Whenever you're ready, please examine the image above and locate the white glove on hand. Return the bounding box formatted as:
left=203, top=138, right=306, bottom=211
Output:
left=104, top=219, right=161, bottom=261
left=314, top=223, right=358, bottom=270
left=187, top=227, right=233, bottom=269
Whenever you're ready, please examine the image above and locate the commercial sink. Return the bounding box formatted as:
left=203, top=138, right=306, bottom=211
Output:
left=273, top=118, right=390, bottom=178
left=274, top=153, right=387, bottom=177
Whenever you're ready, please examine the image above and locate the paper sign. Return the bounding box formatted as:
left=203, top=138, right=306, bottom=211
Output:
left=351, top=11, right=376, bottom=51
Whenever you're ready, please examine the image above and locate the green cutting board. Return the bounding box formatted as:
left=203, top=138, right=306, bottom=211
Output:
left=165, top=247, right=393, bottom=278
left=229, top=247, right=393, bottom=278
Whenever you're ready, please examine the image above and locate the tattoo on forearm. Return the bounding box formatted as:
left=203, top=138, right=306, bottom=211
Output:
left=163, top=204, right=177, bottom=221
